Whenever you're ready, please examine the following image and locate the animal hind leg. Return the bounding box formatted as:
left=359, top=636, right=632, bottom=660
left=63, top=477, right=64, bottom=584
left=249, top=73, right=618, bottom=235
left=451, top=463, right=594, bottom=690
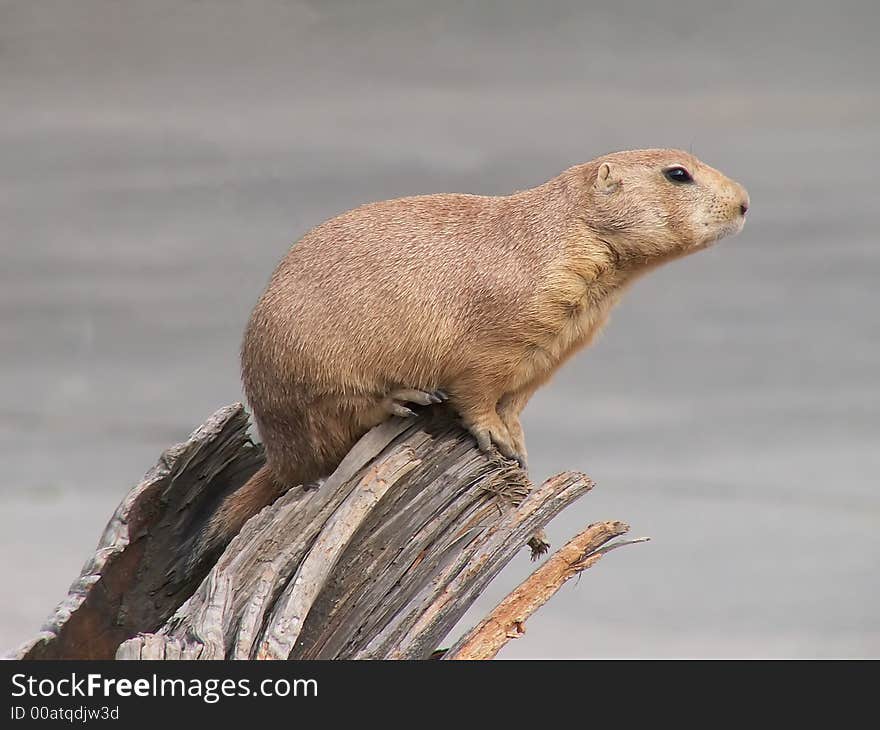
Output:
left=382, top=387, right=448, bottom=418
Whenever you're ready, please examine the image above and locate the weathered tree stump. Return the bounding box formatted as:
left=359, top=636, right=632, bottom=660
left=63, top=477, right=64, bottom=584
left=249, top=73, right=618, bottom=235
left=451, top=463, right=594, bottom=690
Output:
left=9, top=403, right=646, bottom=660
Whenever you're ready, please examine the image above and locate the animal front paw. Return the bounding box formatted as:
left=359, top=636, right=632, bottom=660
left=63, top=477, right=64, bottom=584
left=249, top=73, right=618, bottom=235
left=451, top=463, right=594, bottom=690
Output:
left=497, top=411, right=528, bottom=471
left=464, top=415, right=525, bottom=469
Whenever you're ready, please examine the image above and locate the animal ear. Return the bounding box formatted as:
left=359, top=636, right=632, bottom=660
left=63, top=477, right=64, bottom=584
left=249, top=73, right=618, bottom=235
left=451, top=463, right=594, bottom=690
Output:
left=594, top=162, right=620, bottom=193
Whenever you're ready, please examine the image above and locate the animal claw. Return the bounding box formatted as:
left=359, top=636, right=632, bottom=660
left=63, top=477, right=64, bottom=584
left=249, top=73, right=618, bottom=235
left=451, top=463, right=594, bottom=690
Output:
left=389, top=403, right=417, bottom=418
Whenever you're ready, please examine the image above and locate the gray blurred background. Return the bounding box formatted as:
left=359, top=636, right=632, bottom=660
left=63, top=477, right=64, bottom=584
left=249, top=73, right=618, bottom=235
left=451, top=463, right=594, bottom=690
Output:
left=2, top=0, right=878, bottom=658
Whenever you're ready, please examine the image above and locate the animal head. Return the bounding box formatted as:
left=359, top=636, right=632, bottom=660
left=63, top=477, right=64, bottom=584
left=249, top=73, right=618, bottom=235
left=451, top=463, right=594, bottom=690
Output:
left=579, top=148, right=749, bottom=260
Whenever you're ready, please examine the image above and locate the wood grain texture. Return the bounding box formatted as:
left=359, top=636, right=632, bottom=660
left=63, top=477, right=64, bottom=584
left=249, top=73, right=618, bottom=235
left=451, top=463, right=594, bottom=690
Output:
left=11, top=403, right=642, bottom=660
left=10, top=403, right=263, bottom=660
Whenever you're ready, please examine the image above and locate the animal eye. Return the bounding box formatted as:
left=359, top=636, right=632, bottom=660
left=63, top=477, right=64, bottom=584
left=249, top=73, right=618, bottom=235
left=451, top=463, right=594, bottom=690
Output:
left=663, top=166, right=693, bottom=184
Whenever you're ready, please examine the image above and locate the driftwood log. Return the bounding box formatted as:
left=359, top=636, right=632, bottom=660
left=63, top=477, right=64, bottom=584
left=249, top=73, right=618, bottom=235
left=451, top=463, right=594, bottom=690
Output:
left=10, top=403, right=646, bottom=660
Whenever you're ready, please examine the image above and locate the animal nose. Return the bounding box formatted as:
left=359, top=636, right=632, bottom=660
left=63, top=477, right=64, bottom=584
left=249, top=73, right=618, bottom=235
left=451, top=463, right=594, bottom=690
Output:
left=735, top=184, right=750, bottom=216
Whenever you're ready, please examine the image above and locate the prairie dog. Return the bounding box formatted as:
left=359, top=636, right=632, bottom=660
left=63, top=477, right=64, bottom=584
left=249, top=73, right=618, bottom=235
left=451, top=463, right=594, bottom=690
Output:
left=198, top=148, right=749, bottom=563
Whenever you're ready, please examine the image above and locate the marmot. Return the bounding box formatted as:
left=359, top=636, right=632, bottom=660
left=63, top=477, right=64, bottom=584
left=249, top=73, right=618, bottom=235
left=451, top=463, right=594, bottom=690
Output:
left=196, top=148, right=749, bottom=564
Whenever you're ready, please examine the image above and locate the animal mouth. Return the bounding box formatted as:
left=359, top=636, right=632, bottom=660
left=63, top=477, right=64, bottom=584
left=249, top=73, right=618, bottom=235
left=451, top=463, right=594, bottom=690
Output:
left=702, top=216, right=745, bottom=245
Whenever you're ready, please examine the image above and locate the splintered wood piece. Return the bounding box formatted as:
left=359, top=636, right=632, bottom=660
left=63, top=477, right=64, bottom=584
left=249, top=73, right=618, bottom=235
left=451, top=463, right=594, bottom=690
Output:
left=445, top=522, right=650, bottom=660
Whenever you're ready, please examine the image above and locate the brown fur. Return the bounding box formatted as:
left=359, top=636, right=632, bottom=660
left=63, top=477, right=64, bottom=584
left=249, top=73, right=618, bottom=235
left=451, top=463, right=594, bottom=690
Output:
left=195, top=148, right=748, bottom=561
